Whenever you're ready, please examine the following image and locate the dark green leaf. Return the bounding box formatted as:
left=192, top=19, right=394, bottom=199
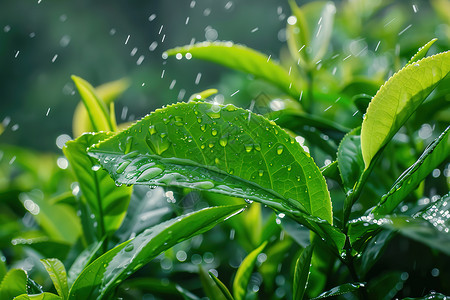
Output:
left=64, top=132, right=132, bottom=236
left=198, top=266, right=228, bottom=300
left=337, top=127, right=364, bottom=193
left=293, top=244, right=314, bottom=300
left=406, top=38, right=438, bottom=66
left=310, top=282, right=365, bottom=299
left=176, top=285, right=200, bottom=300
left=403, top=292, right=450, bottom=300
left=361, top=50, right=450, bottom=168
left=373, top=126, right=450, bottom=216
left=367, top=271, right=404, bottom=300
left=89, top=101, right=333, bottom=224
left=69, top=205, right=245, bottom=300
left=233, top=241, right=267, bottom=300
left=166, top=42, right=301, bottom=98
left=0, top=269, right=27, bottom=300
left=208, top=272, right=234, bottom=300
left=41, top=259, right=68, bottom=300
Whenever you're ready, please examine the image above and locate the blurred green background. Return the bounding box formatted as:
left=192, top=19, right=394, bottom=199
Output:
left=1, top=0, right=449, bottom=152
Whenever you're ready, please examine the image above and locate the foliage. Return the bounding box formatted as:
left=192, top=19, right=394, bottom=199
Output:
left=1, top=1, right=449, bottom=300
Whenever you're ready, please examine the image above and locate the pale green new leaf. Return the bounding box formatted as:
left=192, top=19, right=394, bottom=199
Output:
left=293, top=244, right=314, bottom=300
left=406, top=38, right=438, bottom=66
left=166, top=42, right=301, bottom=98
left=373, top=126, right=450, bottom=216
left=40, top=259, right=68, bottom=300
left=68, top=205, right=245, bottom=300
left=233, top=241, right=267, bottom=300
left=64, top=132, right=132, bottom=237
left=71, top=75, right=114, bottom=133
left=88, top=101, right=332, bottom=223
left=0, top=269, right=27, bottom=300
left=361, top=51, right=450, bottom=168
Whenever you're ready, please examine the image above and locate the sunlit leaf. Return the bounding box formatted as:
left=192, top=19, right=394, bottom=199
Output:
left=233, top=241, right=267, bottom=300
left=361, top=51, right=450, bottom=168
left=0, top=269, right=27, bottom=300
left=310, top=282, right=365, bottom=299
left=293, top=244, right=314, bottom=300
left=71, top=75, right=114, bottom=133
left=89, top=101, right=332, bottom=224
left=41, top=258, right=68, bottom=300
left=64, top=132, right=132, bottom=237
left=69, top=205, right=245, bottom=299
left=166, top=42, right=301, bottom=98
left=373, top=126, right=450, bottom=216
left=189, top=89, right=218, bottom=101
left=406, top=38, right=438, bottom=66
left=14, top=293, right=62, bottom=300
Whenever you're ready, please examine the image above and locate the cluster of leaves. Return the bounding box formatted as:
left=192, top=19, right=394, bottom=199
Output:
left=1, top=1, right=449, bottom=299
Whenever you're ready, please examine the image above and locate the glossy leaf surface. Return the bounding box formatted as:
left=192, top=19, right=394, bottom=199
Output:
left=69, top=205, right=245, bottom=300
left=166, top=42, right=300, bottom=98
left=337, top=127, right=363, bottom=193
left=293, top=244, right=314, bottom=300
left=208, top=272, right=234, bottom=300
left=64, top=132, right=132, bottom=236
left=373, top=126, right=450, bottom=216
left=233, top=241, right=267, bottom=300
left=14, top=293, right=62, bottom=300
left=361, top=51, right=450, bottom=168
left=406, top=38, right=438, bottom=66
left=310, top=282, right=365, bottom=299
left=41, top=258, right=68, bottom=300
left=0, top=269, right=27, bottom=300
left=198, top=266, right=228, bottom=300
left=89, top=101, right=332, bottom=223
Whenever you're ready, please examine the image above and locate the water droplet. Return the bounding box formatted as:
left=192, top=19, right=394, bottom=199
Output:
left=124, top=136, right=133, bottom=154
left=174, top=116, right=184, bottom=126
left=258, top=170, right=264, bottom=177
left=225, top=104, right=237, bottom=112
left=146, top=131, right=171, bottom=155
left=244, top=199, right=253, bottom=204
left=287, top=165, right=292, bottom=171
left=125, top=244, right=134, bottom=252
left=136, top=167, right=163, bottom=182
left=219, top=135, right=228, bottom=147
left=193, top=181, right=214, bottom=189
left=148, top=125, right=157, bottom=135
left=215, top=158, right=220, bottom=164
left=277, top=145, right=284, bottom=155
left=116, top=161, right=131, bottom=174
left=208, top=142, right=215, bottom=148
left=201, top=144, right=206, bottom=149
left=245, top=144, right=253, bottom=152
left=211, top=128, right=218, bottom=136
left=254, top=144, right=261, bottom=151
left=201, top=124, right=207, bottom=132
left=197, top=118, right=202, bottom=123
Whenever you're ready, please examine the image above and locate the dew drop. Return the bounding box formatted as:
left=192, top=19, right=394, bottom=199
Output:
left=194, top=181, right=214, bottom=189
left=258, top=170, right=264, bottom=177
left=219, top=135, right=228, bottom=147
left=211, top=128, right=218, bottom=136
left=254, top=144, right=261, bottom=151
left=215, top=158, right=220, bottom=164
left=136, top=167, right=163, bottom=182
left=201, top=124, right=207, bottom=132
left=245, top=144, right=253, bottom=153
left=277, top=145, right=284, bottom=155
left=124, top=136, right=133, bottom=154
left=116, top=161, right=131, bottom=174
left=124, top=244, right=134, bottom=252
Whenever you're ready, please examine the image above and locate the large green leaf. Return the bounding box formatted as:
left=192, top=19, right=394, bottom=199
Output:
left=337, top=127, right=364, bottom=193
left=71, top=75, right=114, bottom=133
left=373, top=126, right=450, bottom=216
left=41, top=259, right=68, bottom=300
left=233, top=241, right=267, bottom=300
left=68, top=204, right=245, bottom=300
left=0, top=269, right=27, bottom=299
left=361, top=50, right=450, bottom=168
left=166, top=42, right=301, bottom=98
left=72, top=78, right=129, bottom=137
left=293, top=244, right=314, bottom=300
left=88, top=101, right=332, bottom=224
left=64, top=132, right=132, bottom=237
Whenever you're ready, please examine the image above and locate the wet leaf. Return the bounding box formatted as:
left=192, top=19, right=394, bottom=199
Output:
left=208, top=272, right=234, bottom=300
left=361, top=50, right=450, bottom=168
left=373, top=126, right=450, bottom=216
left=68, top=205, right=245, bottom=300
left=71, top=75, right=115, bottom=133
left=64, top=132, right=132, bottom=237
left=198, top=266, right=228, bottom=300
left=189, top=89, right=218, bottom=101
left=293, top=244, right=314, bottom=300
left=89, top=101, right=333, bottom=224
left=310, top=282, right=365, bottom=299
left=406, top=38, right=438, bottom=66
left=337, top=127, right=364, bottom=193
left=67, top=240, right=104, bottom=287
left=41, top=258, right=68, bottom=300
left=166, top=42, right=301, bottom=98
left=14, top=293, right=62, bottom=300
left=0, top=269, right=27, bottom=300
left=367, top=271, right=404, bottom=300
left=233, top=241, right=267, bottom=300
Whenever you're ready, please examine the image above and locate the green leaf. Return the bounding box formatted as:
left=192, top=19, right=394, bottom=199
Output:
left=89, top=101, right=333, bottom=224
left=189, top=89, right=218, bottom=101
left=67, top=240, right=104, bottom=287
left=176, top=285, right=200, bottom=300
left=308, top=2, right=336, bottom=64
left=0, top=269, right=27, bottom=300
left=403, top=292, right=450, bottom=300
left=406, top=38, right=438, bottom=66
left=310, top=282, right=365, bottom=299
left=71, top=75, right=114, bottom=133
left=208, top=272, right=234, bottom=300
left=373, top=126, right=450, bottom=216
left=293, top=244, right=314, bottom=300
left=72, top=78, right=129, bottom=137
left=367, top=271, right=404, bottom=300
left=41, top=259, right=69, bottom=300
left=361, top=50, right=450, bottom=168
left=14, top=293, right=62, bottom=300
left=198, top=266, right=228, bottom=300
left=233, top=241, right=267, bottom=300
left=166, top=42, right=301, bottom=98
left=68, top=205, right=245, bottom=300
left=337, top=127, right=364, bottom=193
left=287, top=0, right=310, bottom=62
left=0, top=252, right=7, bottom=282
left=64, top=132, right=132, bottom=237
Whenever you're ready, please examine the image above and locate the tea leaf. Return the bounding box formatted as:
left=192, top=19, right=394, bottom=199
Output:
left=68, top=205, right=245, bottom=299
left=233, top=241, right=267, bottom=300
left=406, top=38, right=438, bottom=66
left=0, top=269, right=27, bottom=300
left=361, top=51, right=450, bottom=168
left=14, top=293, right=62, bottom=300
left=310, top=282, right=365, bottom=299
left=208, top=272, right=234, bottom=300
left=293, top=244, right=314, bottom=300
left=166, top=42, right=301, bottom=98
left=41, top=258, right=68, bottom=300
left=89, top=101, right=333, bottom=224
left=337, top=127, right=364, bottom=193
left=64, top=132, right=132, bottom=237
left=373, top=126, right=450, bottom=216
left=198, top=266, right=228, bottom=300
